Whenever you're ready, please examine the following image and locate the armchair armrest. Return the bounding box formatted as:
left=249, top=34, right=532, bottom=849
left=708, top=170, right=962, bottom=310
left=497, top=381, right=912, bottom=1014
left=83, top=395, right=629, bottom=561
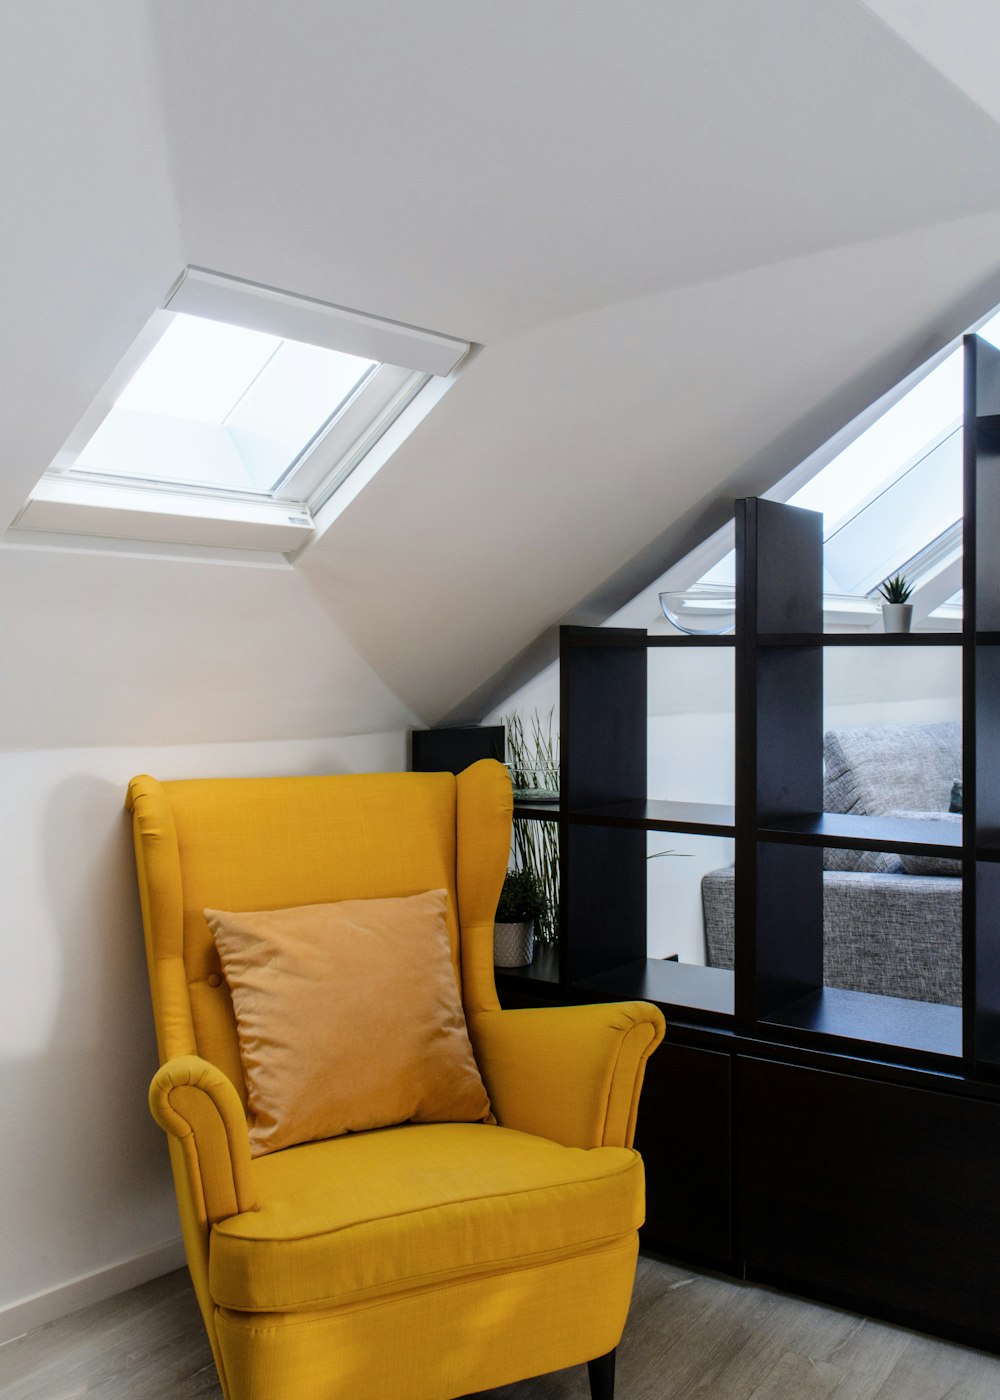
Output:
left=149, top=1056, right=257, bottom=1225
left=470, top=1002, right=665, bottom=1149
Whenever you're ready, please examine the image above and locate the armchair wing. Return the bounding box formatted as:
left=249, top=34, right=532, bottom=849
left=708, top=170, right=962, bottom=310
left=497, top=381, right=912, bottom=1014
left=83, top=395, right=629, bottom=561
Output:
left=470, top=1001, right=665, bottom=1149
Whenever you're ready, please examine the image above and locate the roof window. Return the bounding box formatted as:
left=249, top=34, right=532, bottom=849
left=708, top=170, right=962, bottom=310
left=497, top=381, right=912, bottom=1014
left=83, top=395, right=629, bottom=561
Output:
left=13, top=268, right=470, bottom=552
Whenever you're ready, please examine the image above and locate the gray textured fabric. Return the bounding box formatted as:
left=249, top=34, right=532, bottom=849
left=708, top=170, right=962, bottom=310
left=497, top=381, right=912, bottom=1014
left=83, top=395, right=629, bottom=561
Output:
left=822, top=721, right=961, bottom=875
left=822, top=843, right=901, bottom=875
left=884, top=809, right=963, bottom=876
left=701, top=865, right=961, bottom=1006
left=824, top=721, right=961, bottom=814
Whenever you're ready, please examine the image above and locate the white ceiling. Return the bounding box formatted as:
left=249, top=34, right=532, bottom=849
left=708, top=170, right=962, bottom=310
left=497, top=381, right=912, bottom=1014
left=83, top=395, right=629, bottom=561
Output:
left=3, top=0, right=1000, bottom=746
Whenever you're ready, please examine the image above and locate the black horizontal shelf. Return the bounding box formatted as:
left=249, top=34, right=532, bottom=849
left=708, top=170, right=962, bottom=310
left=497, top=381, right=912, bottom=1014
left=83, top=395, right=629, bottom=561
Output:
left=568, top=799, right=735, bottom=836
left=758, top=811, right=962, bottom=856
left=757, top=632, right=961, bottom=647
left=760, top=986, right=962, bottom=1063
left=493, top=941, right=561, bottom=986
left=646, top=634, right=735, bottom=648
left=512, top=801, right=560, bottom=822
left=574, top=957, right=735, bottom=1018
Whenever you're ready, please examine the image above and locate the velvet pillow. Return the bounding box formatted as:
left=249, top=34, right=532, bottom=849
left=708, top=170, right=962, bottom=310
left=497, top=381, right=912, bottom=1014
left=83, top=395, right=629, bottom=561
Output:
left=204, top=890, right=492, bottom=1157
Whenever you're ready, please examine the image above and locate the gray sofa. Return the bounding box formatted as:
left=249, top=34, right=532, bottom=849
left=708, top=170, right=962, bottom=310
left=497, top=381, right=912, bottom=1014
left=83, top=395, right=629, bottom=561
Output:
left=702, top=721, right=963, bottom=1005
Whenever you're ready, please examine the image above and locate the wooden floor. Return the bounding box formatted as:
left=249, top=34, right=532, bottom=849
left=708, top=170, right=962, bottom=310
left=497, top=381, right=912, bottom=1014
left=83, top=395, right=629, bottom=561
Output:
left=4, top=1254, right=1000, bottom=1400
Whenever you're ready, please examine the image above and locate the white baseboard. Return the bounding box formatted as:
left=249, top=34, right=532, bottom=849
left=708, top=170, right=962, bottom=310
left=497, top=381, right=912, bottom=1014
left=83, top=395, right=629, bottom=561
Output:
left=0, top=1237, right=187, bottom=1346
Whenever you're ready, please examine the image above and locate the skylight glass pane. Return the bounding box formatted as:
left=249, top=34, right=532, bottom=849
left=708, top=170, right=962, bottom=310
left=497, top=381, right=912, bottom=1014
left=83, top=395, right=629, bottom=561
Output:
left=823, top=427, right=962, bottom=594
left=787, top=351, right=963, bottom=530
left=115, top=316, right=279, bottom=423
left=692, top=350, right=966, bottom=597
left=75, top=313, right=376, bottom=495
left=225, top=340, right=375, bottom=492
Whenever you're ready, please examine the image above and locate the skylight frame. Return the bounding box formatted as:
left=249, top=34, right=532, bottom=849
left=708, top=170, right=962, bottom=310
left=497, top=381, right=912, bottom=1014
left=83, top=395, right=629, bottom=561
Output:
left=15, top=268, right=470, bottom=553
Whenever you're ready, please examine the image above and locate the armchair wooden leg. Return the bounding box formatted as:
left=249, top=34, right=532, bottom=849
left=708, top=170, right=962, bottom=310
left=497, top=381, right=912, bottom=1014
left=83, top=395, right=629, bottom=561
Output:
left=587, top=1348, right=616, bottom=1400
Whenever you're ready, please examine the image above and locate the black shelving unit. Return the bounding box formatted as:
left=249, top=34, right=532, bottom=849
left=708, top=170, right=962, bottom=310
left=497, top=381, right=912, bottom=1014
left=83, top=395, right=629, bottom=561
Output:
left=504, top=499, right=971, bottom=1062
left=493, top=333, right=1000, bottom=1355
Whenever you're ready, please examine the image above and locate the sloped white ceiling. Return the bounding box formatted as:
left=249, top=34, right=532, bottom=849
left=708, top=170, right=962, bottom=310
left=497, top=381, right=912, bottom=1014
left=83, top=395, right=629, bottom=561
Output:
left=3, top=0, right=1000, bottom=745
left=862, top=0, right=1000, bottom=128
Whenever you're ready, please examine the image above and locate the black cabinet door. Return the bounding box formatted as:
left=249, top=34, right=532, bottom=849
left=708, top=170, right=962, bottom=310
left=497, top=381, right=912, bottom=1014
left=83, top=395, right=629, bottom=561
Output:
left=737, top=1056, right=1000, bottom=1340
left=636, top=1042, right=732, bottom=1268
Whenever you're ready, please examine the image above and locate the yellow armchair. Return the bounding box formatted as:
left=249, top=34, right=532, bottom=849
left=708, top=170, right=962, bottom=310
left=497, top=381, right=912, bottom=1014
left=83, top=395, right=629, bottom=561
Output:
left=128, top=761, right=664, bottom=1400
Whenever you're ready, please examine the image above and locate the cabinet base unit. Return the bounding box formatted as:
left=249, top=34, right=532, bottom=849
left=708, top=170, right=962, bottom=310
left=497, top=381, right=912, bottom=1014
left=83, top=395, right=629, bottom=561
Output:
left=735, top=1055, right=1000, bottom=1343
left=635, top=1042, right=732, bottom=1268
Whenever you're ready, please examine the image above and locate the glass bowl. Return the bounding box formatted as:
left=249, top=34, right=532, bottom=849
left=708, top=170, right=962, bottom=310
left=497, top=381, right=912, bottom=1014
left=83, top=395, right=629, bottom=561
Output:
left=506, top=765, right=559, bottom=802
left=659, top=585, right=736, bottom=635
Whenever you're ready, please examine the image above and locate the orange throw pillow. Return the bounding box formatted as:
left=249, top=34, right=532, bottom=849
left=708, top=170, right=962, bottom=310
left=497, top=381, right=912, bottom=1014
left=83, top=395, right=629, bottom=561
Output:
left=204, top=890, right=491, bottom=1156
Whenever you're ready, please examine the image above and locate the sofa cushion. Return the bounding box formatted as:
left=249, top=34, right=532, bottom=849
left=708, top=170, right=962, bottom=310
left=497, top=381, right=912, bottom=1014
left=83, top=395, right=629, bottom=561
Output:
left=885, top=810, right=963, bottom=876
left=210, top=1122, right=644, bottom=1312
left=205, top=890, right=491, bottom=1157
left=823, top=722, right=961, bottom=874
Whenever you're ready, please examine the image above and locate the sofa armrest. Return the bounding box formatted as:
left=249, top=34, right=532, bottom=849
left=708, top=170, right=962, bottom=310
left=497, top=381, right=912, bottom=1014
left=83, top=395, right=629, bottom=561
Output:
left=149, top=1056, right=257, bottom=1225
left=470, top=1002, right=665, bottom=1149
left=702, top=865, right=961, bottom=1005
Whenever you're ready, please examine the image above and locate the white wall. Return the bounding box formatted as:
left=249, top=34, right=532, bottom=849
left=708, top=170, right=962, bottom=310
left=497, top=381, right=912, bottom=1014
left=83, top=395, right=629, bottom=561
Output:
left=0, top=730, right=405, bottom=1342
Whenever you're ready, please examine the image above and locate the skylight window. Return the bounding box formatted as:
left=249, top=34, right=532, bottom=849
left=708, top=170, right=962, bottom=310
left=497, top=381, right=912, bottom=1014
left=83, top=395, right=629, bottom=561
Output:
left=668, top=306, right=1000, bottom=630
left=75, top=314, right=377, bottom=496
left=14, top=268, right=470, bottom=552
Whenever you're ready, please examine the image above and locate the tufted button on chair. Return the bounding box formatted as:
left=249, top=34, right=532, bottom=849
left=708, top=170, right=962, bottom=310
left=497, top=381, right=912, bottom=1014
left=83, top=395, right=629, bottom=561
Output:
left=128, top=761, right=664, bottom=1400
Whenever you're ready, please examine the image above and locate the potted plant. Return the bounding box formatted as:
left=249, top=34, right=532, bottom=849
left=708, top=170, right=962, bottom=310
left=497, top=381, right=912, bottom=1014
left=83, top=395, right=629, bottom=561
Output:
left=878, top=573, right=913, bottom=633
left=494, top=867, right=548, bottom=967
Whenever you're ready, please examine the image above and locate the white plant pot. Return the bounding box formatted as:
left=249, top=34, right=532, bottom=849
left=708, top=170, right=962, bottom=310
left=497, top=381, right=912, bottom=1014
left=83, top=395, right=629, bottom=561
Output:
left=882, top=602, right=913, bottom=633
left=493, top=920, right=536, bottom=968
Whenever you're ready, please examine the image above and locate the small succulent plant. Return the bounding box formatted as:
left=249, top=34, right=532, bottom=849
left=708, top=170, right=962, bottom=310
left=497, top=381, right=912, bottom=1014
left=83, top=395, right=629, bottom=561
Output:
left=878, top=573, right=912, bottom=605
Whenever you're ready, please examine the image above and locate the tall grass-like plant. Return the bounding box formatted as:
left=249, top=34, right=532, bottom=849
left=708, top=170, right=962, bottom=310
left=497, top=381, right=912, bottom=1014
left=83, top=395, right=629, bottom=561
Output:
left=503, top=709, right=560, bottom=943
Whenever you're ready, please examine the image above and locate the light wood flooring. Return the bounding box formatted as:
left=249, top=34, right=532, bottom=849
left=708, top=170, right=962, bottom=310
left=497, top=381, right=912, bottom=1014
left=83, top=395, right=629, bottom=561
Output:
left=4, top=1254, right=1000, bottom=1400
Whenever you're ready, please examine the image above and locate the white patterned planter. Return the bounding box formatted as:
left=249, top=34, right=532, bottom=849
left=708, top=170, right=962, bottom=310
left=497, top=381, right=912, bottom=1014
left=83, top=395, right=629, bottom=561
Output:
left=493, top=920, right=535, bottom=968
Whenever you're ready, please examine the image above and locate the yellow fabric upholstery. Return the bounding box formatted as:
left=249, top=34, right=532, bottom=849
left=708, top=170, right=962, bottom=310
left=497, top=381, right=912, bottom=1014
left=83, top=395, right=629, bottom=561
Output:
left=127, top=762, right=665, bottom=1400
left=470, top=1002, right=662, bottom=1149
left=149, top=1055, right=257, bottom=1223
left=214, top=1237, right=639, bottom=1400
left=210, top=1122, right=644, bottom=1312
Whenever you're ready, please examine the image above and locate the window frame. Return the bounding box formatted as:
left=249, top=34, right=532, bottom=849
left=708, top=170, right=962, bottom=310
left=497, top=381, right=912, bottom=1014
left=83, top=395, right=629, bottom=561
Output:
left=13, top=268, right=469, bottom=553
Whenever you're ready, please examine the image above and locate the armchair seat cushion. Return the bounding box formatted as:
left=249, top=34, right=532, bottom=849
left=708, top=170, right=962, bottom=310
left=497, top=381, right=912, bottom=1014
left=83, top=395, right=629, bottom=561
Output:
left=210, top=1121, right=643, bottom=1313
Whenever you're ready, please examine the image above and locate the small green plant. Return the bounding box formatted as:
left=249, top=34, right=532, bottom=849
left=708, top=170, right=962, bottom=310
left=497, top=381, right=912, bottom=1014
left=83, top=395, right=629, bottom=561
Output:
left=878, top=573, right=912, bottom=604
left=496, top=867, right=548, bottom=924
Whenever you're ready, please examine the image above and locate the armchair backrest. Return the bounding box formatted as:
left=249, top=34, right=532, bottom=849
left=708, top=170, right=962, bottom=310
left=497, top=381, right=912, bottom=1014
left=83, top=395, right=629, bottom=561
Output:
left=127, top=762, right=512, bottom=1106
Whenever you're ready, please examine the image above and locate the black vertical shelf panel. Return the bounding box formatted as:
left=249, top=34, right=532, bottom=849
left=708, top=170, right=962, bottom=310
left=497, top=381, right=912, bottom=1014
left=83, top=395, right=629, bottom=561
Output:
left=560, top=627, right=647, bottom=983
left=736, top=499, right=824, bottom=1025
left=966, top=334, right=1000, bottom=1067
